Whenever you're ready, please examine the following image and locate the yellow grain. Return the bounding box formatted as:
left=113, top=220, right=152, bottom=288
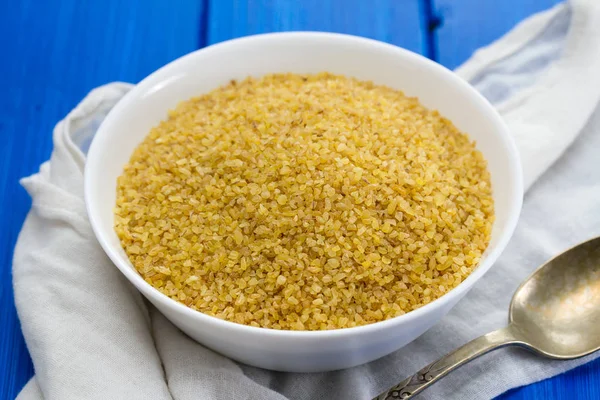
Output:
left=115, top=73, right=494, bottom=331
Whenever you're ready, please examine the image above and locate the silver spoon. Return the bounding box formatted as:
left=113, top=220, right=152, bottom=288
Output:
left=375, top=236, right=600, bottom=399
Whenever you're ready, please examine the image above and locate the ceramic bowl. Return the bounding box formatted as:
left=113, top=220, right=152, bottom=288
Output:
left=85, top=32, right=523, bottom=372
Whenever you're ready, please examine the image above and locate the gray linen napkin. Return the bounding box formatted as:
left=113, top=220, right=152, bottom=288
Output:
left=13, top=1, right=600, bottom=399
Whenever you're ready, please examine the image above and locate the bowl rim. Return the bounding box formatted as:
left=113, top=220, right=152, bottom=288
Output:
left=84, top=31, right=523, bottom=339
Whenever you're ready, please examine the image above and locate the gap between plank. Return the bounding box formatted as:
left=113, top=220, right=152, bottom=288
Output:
left=421, top=0, right=441, bottom=61
left=198, top=0, right=210, bottom=48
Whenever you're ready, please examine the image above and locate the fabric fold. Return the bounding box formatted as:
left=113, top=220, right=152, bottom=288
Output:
left=13, top=87, right=172, bottom=400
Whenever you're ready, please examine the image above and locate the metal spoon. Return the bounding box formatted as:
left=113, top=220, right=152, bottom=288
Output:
left=375, top=236, right=600, bottom=399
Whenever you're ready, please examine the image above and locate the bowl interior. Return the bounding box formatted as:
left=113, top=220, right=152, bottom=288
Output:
left=86, top=32, right=522, bottom=321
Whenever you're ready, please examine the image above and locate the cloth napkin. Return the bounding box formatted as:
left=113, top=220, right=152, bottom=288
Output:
left=12, top=0, right=600, bottom=399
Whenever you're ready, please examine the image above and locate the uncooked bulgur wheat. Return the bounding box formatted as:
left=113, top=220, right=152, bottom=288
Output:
left=115, top=72, right=494, bottom=330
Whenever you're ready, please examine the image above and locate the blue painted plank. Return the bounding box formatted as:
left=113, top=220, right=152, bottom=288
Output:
left=432, top=0, right=563, bottom=69
left=0, top=1, right=203, bottom=398
left=207, top=0, right=427, bottom=54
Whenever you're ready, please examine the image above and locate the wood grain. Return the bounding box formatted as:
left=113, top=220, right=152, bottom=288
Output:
left=498, top=358, right=600, bottom=400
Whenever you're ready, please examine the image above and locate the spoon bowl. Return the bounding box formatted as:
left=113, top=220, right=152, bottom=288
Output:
left=377, top=236, right=600, bottom=399
left=510, top=236, right=600, bottom=359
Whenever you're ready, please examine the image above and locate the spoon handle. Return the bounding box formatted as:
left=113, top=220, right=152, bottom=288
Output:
left=374, top=326, right=520, bottom=399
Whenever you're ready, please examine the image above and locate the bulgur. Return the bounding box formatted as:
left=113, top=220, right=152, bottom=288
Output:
left=115, top=73, right=494, bottom=330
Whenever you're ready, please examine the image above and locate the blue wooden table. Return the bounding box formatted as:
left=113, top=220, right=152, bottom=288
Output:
left=1, top=1, right=599, bottom=399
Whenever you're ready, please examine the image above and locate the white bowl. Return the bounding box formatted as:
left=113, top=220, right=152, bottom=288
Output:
left=85, top=32, right=523, bottom=372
